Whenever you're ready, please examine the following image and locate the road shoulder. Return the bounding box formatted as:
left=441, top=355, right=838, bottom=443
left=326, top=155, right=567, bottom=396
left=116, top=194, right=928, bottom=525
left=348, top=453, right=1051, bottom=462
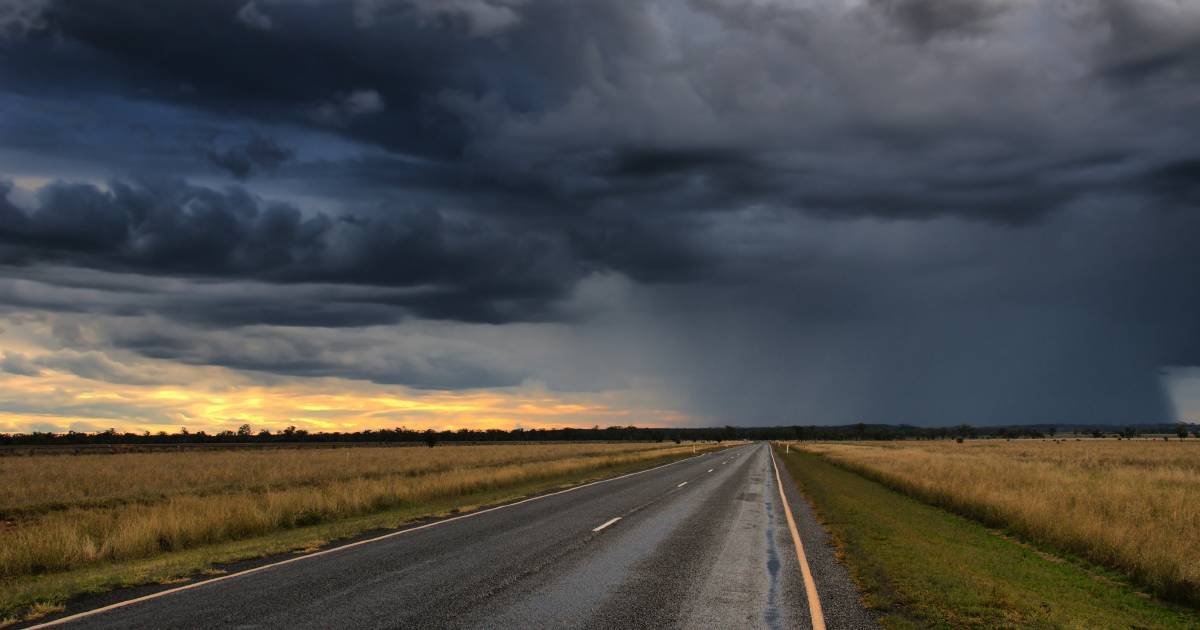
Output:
left=771, top=445, right=879, bottom=630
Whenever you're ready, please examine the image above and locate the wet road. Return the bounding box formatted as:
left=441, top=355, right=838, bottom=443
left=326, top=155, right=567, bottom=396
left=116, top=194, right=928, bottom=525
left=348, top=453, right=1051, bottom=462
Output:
left=35, top=443, right=875, bottom=629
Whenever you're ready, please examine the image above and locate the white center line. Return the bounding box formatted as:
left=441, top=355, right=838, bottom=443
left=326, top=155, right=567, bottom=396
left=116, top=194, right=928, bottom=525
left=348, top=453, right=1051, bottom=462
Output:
left=677, top=481, right=688, bottom=488
left=592, top=517, right=621, bottom=532
left=707, top=469, right=713, bottom=473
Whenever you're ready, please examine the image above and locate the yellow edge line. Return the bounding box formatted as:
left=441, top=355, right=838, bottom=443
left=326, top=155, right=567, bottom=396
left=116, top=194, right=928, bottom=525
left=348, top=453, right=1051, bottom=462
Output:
left=27, top=447, right=732, bottom=629
left=770, top=445, right=827, bottom=630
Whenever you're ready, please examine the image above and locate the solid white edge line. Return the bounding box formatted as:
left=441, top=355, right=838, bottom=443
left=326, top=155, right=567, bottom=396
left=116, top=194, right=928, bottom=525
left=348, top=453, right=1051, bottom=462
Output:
left=591, top=517, right=621, bottom=532
left=769, top=445, right=827, bottom=630
left=27, top=446, right=739, bottom=629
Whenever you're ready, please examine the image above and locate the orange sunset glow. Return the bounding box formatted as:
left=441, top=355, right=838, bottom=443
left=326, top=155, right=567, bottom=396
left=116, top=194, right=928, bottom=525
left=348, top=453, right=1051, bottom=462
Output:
left=0, top=356, right=689, bottom=435
left=0, top=362, right=688, bottom=434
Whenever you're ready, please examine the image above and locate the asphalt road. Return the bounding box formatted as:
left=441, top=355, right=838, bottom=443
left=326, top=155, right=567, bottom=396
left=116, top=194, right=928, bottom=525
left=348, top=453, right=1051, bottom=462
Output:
left=36, top=443, right=876, bottom=629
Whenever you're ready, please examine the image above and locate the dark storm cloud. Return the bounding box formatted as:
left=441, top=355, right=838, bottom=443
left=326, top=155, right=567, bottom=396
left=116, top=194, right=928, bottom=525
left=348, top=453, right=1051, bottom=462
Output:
left=9, top=0, right=487, bottom=157
left=1, top=0, right=1199, bottom=423
left=107, top=324, right=527, bottom=390
left=5, top=0, right=1196, bottom=227
left=17, top=311, right=529, bottom=390
left=204, top=134, right=294, bottom=179
left=641, top=202, right=1200, bottom=425
left=0, top=178, right=577, bottom=323
left=1148, top=158, right=1200, bottom=205
left=606, top=148, right=753, bottom=179
left=1090, top=0, right=1200, bottom=83
left=870, top=0, right=1007, bottom=41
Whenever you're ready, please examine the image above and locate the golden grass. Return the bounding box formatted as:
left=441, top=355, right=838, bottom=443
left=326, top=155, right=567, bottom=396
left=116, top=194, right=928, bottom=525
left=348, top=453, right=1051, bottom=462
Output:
left=0, top=601, right=65, bottom=626
left=0, top=443, right=681, bottom=516
left=794, top=439, right=1200, bottom=605
left=0, top=443, right=715, bottom=578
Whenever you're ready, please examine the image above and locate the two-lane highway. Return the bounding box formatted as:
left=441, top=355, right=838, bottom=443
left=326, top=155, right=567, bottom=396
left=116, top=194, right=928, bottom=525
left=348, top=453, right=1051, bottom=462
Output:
left=33, top=443, right=876, bottom=629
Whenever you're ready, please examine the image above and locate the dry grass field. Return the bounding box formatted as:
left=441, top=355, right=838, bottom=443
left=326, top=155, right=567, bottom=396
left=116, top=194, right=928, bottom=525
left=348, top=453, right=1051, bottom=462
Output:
left=795, top=439, right=1200, bottom=606
left=0, top=442, right=715, bottom=579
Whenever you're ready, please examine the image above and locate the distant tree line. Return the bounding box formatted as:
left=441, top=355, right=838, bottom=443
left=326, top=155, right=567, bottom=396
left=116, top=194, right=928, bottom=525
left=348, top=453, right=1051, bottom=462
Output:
left=2, top=421, right=1196, bottom=448
left=0, top=424, right=740, bottom=447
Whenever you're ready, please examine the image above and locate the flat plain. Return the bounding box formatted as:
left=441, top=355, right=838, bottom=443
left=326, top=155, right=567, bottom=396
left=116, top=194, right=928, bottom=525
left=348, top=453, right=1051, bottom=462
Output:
left=793, top=439, right=1200, bottom=607
left=6, top=443, right=860, bottom=630
left=0, top=442, right=721, bottom=621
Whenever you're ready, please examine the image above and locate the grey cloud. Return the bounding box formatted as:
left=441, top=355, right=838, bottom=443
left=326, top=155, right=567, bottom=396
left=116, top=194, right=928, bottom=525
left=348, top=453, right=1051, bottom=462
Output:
left=0, top=351, right=40, bottom=376
left=1090, top=0, right=1200, bottom=83
left=40, top=314, right=530, bottom=390
left=0, top=392, right=181, bottom=425
left=0, top=178, right=578, bottom=323
left=0, top=348, right=166, bottom=384
left=358, top=0, right=528, bottom=37
left=204, top=133, right=293, bottom=179
left=32, top=349, right=165, bottom=385
left=309, top=89, right=386, bottom=127
left=870, top=0, right=1009, bottom=41
left=236, top=1, right=272, bottom=30
left=0, top=0, right=46, bottom=37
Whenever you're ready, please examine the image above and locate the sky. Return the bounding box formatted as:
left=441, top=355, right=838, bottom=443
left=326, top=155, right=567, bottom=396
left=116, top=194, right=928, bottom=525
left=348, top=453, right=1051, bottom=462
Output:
left=1, top=0, right=1198, bottom=434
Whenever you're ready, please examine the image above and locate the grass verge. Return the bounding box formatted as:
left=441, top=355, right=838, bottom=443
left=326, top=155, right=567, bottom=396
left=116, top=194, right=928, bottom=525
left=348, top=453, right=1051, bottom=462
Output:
left=792, top=440, right=1200, bottom=604
left=0, top=447, right=715, bottom=621
left=774, top=446, right=1200, bottom=629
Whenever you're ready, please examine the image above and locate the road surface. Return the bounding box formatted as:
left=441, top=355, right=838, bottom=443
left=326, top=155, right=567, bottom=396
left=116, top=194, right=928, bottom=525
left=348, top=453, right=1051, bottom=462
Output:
left=33, top=443, right=876, bottom=629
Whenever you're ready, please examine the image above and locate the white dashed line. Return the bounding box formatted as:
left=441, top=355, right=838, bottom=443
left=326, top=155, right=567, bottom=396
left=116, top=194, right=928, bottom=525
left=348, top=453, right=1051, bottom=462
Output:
left=677, top=481, right=688, bottom=488
left=592, top=517, right=621, bottom=532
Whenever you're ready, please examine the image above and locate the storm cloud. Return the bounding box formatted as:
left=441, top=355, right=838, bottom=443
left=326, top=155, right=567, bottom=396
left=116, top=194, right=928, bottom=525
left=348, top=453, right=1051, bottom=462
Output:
left=1, top=0, right=1198, bottom=426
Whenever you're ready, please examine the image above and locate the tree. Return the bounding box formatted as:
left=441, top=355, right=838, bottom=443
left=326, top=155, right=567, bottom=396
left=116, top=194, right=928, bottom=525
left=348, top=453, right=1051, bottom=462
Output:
left=237, top=423, right=253, bottom=437
left=424, top=429, right=438, bottom=448
left=1177, top=424, right=1189, bottom=439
